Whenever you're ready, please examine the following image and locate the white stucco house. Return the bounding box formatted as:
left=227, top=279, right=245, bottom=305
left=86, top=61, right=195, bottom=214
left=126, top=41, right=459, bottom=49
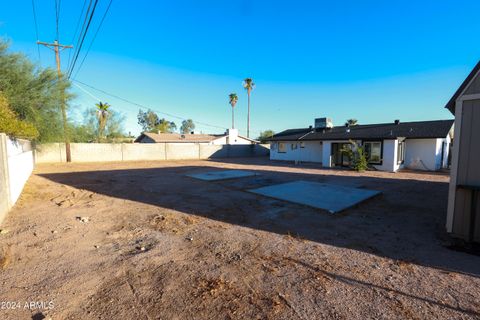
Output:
left=268, top=117, right=454, bottom=172
left=135, top=128, right=257, bottom=145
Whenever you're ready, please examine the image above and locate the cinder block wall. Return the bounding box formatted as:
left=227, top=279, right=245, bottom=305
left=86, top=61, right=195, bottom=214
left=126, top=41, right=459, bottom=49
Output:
left=0, top=134, right=35, bottom=225
left=35, top=143, right=270, bottom=163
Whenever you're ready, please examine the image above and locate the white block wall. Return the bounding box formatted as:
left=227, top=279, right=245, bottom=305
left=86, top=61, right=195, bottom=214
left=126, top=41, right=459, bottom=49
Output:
left=6, top=137, right=34, bottom=205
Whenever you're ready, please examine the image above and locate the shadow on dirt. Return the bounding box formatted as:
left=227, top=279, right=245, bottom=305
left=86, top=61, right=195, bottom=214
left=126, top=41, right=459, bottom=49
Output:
left=38, top=158, right=479, bottom=277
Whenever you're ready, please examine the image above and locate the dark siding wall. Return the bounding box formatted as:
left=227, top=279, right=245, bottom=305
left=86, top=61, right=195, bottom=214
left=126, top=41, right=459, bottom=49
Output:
left=453, top=99, right=480, bottom=241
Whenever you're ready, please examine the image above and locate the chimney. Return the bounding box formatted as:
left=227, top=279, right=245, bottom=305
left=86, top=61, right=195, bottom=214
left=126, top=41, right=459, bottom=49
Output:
left=394, top=119, right=400, bottom=125
left=314, top=117, right=333, bottom=131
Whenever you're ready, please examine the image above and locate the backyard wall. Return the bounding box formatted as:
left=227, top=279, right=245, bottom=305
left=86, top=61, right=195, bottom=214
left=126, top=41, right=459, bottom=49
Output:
left=0, top=134, right=35, bottom=225
left=35, top=143, right=270, bottom=163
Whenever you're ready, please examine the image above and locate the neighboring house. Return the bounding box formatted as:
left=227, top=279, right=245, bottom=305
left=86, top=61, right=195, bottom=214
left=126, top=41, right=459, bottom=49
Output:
left=445, top=60, right=480, bottom=243
left=135, top=128, right=257, bottom=145
left=268, top=117, right=454, bottom=172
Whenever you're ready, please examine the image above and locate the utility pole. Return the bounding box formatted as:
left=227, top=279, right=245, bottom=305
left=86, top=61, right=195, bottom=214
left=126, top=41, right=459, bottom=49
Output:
left=37, top=40, right=73, bottom=162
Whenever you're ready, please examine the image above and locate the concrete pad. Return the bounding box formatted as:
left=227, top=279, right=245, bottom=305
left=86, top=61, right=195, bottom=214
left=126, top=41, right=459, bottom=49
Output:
left=249, top=180, right=380, bottom=213
left=187, top=170, right=257, bottom=181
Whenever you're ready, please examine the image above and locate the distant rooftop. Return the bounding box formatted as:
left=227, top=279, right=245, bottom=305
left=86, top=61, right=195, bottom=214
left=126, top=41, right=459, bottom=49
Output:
left=135, top=132, right=225, bottom=143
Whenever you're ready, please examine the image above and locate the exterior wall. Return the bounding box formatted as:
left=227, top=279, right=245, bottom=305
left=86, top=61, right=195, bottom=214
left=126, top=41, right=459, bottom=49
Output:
left=372, top=139, right=399, bottom=172
left=464, top=73, right=480, bottom=95
left=270, top=141, right=323, bottom=163
left=322, top=141, right=332, bottom=167
left=447, top=99, right=480, bottom=241
left=35, top=143, right=269, bottom=163
left=404, top=138, right=440, bottom=171
left=0, top=134, right=35, bottom=225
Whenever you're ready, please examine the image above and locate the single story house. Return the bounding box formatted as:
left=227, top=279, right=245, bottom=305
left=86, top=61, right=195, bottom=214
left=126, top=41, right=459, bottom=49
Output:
left=268, top=117, right=454, bottom=172
left=135, top=128, right=257, bottom=145
left=445, top=60, right=480, bottom=243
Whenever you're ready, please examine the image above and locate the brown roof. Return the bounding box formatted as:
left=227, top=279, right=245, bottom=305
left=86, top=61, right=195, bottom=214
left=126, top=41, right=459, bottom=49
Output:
left=445, top=60, right=480, bottom=114
left=135, top=132, right=226, bottom=143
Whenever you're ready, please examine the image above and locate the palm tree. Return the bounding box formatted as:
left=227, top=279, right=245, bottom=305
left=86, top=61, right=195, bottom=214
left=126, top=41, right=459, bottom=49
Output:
left=242, top=78, right=255, bottom=137
left=228, top=93, right=238, bottom=129
left=345, top=118, right=358, bottom=126
left=95, top=101, right=110, bottom=140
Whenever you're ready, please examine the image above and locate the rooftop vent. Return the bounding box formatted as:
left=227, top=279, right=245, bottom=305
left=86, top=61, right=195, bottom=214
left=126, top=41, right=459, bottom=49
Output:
left=314, top=118, right=333, bottom=131
left=394, top=119, right=400, bottom=125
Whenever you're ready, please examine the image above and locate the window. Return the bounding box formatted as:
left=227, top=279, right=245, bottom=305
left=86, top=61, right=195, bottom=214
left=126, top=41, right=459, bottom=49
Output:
left=300, top=142, right=305, bottom=148
left=363, top=141, right=382, bottom=164
left=278, top=142, right=286, bottom=153
left=291, top=143, right=298, bottom=150
left=397, top=140, right=405, bottom=164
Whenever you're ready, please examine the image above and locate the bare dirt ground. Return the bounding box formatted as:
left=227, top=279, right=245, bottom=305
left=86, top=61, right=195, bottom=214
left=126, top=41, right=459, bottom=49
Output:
left=0, top=158, right=479, bottom=319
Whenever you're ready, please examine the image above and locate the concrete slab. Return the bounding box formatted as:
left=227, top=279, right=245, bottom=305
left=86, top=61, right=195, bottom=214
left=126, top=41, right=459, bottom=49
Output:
left=249, top=180, right=380, bottom=213
left=187, top=170, right=257, bottom=181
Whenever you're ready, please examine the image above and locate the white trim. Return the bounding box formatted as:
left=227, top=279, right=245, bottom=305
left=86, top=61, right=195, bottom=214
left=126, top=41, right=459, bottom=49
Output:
left=457, top=68, right=480, bottom=99
left=459, top=93, right=480, bottom=101
left=446, top=99, right=463, bottom=232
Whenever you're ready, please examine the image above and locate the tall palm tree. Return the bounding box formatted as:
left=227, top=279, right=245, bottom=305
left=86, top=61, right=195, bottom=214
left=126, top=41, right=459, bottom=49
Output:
left=228, top=93, right=238, bottom=129
left=242, top=78, right=255, bottom=137
left=95, top=101, right=110, bottom=140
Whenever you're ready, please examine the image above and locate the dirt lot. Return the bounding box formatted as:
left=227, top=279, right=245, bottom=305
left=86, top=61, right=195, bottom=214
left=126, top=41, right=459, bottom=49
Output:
left=0, top=158, right=479, bottom=319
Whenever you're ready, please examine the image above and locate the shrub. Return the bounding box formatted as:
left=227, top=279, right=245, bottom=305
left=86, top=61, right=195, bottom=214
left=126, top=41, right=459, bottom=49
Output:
left=0, top=94, right=38, bottom=139
left=341, top=140, right=369, bottom=172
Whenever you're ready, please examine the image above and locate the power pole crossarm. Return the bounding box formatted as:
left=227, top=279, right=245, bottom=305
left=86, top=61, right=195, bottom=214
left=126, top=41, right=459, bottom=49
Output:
left=37, top=40, right=73, bottom=162
left=36, top=40, right=73, bottom=49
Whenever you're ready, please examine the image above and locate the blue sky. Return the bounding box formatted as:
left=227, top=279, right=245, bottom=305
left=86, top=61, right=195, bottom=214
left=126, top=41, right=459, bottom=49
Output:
left=1, top=0, right=479, bottom=137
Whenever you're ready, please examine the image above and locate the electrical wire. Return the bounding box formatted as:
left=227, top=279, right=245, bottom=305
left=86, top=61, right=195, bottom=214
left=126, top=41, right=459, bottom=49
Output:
left=67, top=0, right=88, bottom=70
left=54, top=0, right=60, bottom=40
left=72, top=0, right=114, bottom=80
left=31, top=0, right=41, bottom=61
left=73, top=80, right=231, bottom=132
left=67, top=0, right=99, bottom=78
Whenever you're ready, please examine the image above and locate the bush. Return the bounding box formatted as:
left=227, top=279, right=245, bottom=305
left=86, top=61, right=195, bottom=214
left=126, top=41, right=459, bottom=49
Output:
left=0, top=94, right=38, bottom=139
left=341, top=140, right=369, bottom=172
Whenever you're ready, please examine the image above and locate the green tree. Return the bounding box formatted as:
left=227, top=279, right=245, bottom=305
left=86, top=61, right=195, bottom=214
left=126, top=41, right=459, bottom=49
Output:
left=84, top=106, right=126, bottom=142
left=180, top=119, right=195, bottom=134
left=137, top=109, right=176, bottom=133
left=0, top=38, right=71, bottom=142
left=228, top=93, right=238, bottom=129
left=242, top=78, right=255, bottom=137
left=257, top=130, right=275, bottom=143
left=95, top=102, right=110, bottom=140
left=0, top=93, right=38, bottom=139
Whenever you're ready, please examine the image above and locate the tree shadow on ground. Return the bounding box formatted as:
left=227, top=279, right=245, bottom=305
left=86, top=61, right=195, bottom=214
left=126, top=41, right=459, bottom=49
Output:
left=38, top=159, right=479, bottom=277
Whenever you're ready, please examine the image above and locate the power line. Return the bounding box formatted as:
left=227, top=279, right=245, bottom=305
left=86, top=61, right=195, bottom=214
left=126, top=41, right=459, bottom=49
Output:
left=31, top=0, right=41, bottom=61
left=73, top=80, right=231, bottom=131
left=72, top=0, right=114, bottom=80
left=54, top=0, right=60, bottom=40
left=67, top=0, right=88, bottom=69
left=67, top=0, right=99, bottom=78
